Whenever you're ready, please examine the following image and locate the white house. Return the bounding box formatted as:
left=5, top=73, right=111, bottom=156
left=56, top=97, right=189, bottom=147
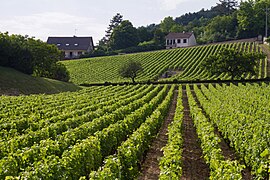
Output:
left=47, top=36, right=94, bottom=59
left=165, top=32, right=196, bottom=49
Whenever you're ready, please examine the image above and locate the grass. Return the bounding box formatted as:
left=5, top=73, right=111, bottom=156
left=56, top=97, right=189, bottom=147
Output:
left=0, top=66, right=81, bottom=95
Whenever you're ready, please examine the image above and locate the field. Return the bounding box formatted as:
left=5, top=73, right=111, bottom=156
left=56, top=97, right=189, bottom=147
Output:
left=1, top=42, right=270, bottom=179
left=0, top=83, right=269, bottom=179
left=62, top=42, right=267, bottom=85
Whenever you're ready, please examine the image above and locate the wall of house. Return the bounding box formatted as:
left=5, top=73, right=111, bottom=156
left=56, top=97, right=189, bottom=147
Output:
left=166, top=35, right=197, bottom=49
left=188, top=34, right=197, bottom=46
left=166, top=38, right=190, bottom=49
left=64, top=50, right=85, bottom=59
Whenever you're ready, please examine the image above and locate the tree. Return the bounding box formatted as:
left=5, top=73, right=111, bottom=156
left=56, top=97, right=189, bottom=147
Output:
left=137, top=26, right=154, bottom=43
left=0, top=32, right=69, bottom=82
left=109, top=20, right=139, bottom=50
left=237, top=0, right=270, bottom=38
left=153, top=28, right=165, bottom=46
left=105, top=13, right=123, bottom=42
left=217, top=0, right=238, bottom=15
left=201, top=14, right=237, bottom=43
left=202, top=48, right=265, bottom=80
left=119, top=60, right=143, bottom=83
left=160, top=16, right=176, bottom=33
left=170, top=24, right=184, bottom=33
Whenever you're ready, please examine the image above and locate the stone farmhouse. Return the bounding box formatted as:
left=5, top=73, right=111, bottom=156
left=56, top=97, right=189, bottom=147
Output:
left=47, top=36, right=94, bottom=59
left=165, top=32, right=196, bottom=49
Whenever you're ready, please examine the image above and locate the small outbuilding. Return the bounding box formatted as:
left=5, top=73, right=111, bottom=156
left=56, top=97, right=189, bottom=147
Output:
left=165, top=32, right=196, bottom=49
left=47, top=36, right=94, bottom=59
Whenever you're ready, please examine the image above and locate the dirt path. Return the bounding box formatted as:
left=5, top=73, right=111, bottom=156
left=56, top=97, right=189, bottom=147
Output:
left=138, top=88, right=178, bottom=180
left=191, top=90, right=252, bottom=180
left=181, top=87, right=210, bottom=180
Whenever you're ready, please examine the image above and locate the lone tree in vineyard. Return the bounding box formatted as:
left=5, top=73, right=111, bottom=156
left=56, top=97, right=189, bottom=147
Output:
left=119, top=60, right=143, bottom=83
left=202, top=48, right=265, bottom=80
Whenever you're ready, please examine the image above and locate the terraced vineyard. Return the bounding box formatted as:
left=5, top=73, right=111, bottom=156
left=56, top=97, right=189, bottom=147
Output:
left=62, top=42, right=267, bottom=84
left=1, top=83, right=269, bottom=179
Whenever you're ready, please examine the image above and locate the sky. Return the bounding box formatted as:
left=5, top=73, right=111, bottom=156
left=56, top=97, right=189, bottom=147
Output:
left=0, top=0, right=218, bottom=45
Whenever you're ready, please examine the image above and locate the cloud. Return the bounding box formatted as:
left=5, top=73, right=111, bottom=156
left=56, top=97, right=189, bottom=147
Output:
left=0, top=12, right=106, bottom=44
left=159, top=0, right=188, bottom=11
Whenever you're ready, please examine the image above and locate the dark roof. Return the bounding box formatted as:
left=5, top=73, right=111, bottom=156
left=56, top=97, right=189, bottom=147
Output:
left=165, top=32, right=193, bottom=39
left=47, top=36, right=94, bottom=51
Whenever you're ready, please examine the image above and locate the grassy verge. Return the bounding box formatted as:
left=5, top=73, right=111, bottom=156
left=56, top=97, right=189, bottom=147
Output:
left=0, top=66, right=81, bottom=95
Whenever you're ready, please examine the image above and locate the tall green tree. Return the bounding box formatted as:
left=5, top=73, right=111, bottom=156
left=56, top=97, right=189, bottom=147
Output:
left=105, top=13, right=123, bottom=42
left=237, top=0, right=270, bottom=38
left=202, top=48, right=265, bottom=80
left=201, top=14, right=237, bottom=42
left=110, top=20, right=139, bottom=50
left=160, top=16, right=176, bottom=33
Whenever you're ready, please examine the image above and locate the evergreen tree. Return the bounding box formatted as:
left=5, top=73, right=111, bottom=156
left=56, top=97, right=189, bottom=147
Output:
left=105, top=13, right=123, bottom=42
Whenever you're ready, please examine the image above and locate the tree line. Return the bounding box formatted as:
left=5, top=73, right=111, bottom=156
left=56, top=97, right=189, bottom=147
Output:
left=85, top=0, right=270, bottom=57
left=0, top=32, right=69, bottom=82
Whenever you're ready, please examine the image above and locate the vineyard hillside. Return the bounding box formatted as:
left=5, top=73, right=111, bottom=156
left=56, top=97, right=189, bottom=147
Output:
left=0, top=83, right=269, bottom=179
left=0, top=66, right=81, bottom=95
left=62, top=41, right=267, bottom=84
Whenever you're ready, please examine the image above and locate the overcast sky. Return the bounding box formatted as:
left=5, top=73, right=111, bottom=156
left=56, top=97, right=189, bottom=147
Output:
left=0, top=0, right=218, bottom=44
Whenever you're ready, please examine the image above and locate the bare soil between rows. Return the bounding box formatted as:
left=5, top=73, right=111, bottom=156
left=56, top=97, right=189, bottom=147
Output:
left=181, top=88, right=210, bottom=180
left=138, top=88, right=178, bottom=180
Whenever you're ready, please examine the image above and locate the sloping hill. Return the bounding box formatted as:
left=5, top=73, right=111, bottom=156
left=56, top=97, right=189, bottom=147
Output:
left=63, top=42, right=267, bottom=85
left=0, top=66, right=81, bottom=95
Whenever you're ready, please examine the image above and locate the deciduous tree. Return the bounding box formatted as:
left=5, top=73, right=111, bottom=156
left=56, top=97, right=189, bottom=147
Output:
left=119, top=60, right=143, bottom=83
left=202, top=48, right=265, bottom=79
left=110, top=20, right=139, bottom=50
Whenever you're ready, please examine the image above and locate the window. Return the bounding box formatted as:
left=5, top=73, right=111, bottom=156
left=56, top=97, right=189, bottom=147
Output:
left=167, top=40, right=170, bottom=45
left=173, top=39, right=176, bottom=44
left=78, top=51, right=82, bottom=55
left=74, top=43, right=79, bottom=46
left=66, top=43, right=70, bottom=46
left=183, top=39, right=187, bottom=43
left=57, top=43, right=61, bottom=46
left=177, top=39, right=181, bottom=43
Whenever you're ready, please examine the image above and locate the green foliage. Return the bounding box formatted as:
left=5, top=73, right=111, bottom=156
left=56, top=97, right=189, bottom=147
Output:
left=199, top=83, right=270, bottom=178
left=105, top=13, right=123, bottom=42
left=109, top=20, right=139, bottom=50
left=201, top=14, right=237, bottom=43
left=0, top=85, right=171, bottom=179
left=119, top=60, right=143, bottom=83
left=202, top=47, right=265, bottom=79
left=159, top=86, right=183, bottom=179
left=160, top=16, right=176, bottom=33
left=0, top=32, right=69, bottom=82
left=89, top=85, right=174, bottom=179
left=188, top=85, right=244, bottom=179
left=237, top=0, right=270, bottom=38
